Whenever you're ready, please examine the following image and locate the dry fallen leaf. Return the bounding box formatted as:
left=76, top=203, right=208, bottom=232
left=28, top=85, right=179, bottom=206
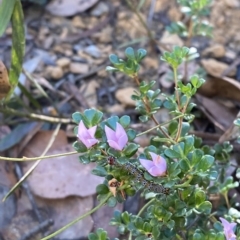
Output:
left=46, top=0, right=99, bottom=17
left=195, top=94, right=237, bottom=131
left=198, top=76, right=240, bottom=102
left=21, top=131, right=102, bottom=198
left=0, top=60, right=11, bottom=100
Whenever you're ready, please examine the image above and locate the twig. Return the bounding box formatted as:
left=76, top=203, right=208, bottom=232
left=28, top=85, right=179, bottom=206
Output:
left=133, top=75, right=172, bottom=139
left=20, top=219, right=54, bottom=240
left=0, top=107, right=72, bottom=123
left=0, top=151, right=77, bottom=161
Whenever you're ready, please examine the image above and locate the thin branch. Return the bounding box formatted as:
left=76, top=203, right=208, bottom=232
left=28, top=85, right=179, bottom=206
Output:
left=0, top=107, right=73, bottom=123
left=0, top=151, right=78, bottom=161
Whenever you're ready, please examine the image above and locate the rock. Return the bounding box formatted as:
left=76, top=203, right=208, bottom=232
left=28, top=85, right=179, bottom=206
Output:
left=93, top=26, right=113, bottom=43
left=144, top=56, right=159, bottom=69
left=0, top=184, right=16, bottom=228
left=72, top=16, right=86, bottom=29
left=168, top=6, right=182, bottom=22
left=79, top=80, right=99, bottom=107
left=224, top=0, right=239, bottom=7
left=115, top=87, right=136, bottom=107
left=84, top=45, right=102, bottom=58
left=90, top=2, right=109, bottom=16
left=160, top=31, right=183, bottom=47
left=201, top=59, right=236, bottom=77
left=202, top=44, right=226, bottom=58
left=225, top=49, right=237, bottom=59
left=56, top=57, right=71, bottom=68
left=107, top=104, right=125, bottom=113
left=22, top=144, right=103, bottom=198
left=48, top=66, right=64, bottom=80
left=70, top=62, right=89, bottom=74
left=92, top=202, right=123, bottom=238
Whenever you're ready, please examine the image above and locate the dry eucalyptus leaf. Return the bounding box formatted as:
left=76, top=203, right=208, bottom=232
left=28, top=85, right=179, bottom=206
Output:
left=0, top=60, right=11, bottom=100
left=46, top=0, right=99, bottom=17
left=195, top=94, right=237, bottom=131
left=198, top=76, right=240, bottom=102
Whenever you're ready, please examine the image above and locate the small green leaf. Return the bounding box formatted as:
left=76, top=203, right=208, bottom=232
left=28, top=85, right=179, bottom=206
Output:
left=195, top=190, right=206, bottom=205
left=96, top=184, right=109, bottom=194
left=79, top=155, right=90, bottom=164
left=184, top=135, right=194, bottom=154
left=139, top=115, right=149, bottom=122
left=92, top=166, right=108, bottom=177
left=123, top=143, right=139, bottom=157
left=137, top=48, right=147, bottom=61
left=72, top=141, right=87, bottom=153
left=107, top=196, right=117, bottom=207
left=119, top=115, right=130, bottom=128
left=196, top=155, right=214, bottom=171
left=179, top=159, right=190, bottom=172
left=125, top=47, right=135, bottom=60
left=164, top=149, right=182, bottom=159
left=126, top=129, right=137, bottom=141
left=109, top=54, right=119, bottom=65
left=196, top=201, right=212, bottom=214
left=121, top=212, right=130, bottom=224
left=84, top=109, right=103, bottom=126
left=72, top=112, right=82, bottom=124
left=106, top=66, right=118, bottom=72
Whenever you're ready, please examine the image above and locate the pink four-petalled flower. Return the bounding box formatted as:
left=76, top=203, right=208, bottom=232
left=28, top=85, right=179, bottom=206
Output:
left=105, top=122, right=128, bottom=151
left=139, top=152, right=167, bottom=177
left=220, top=217, right=237, bottom=240
left=78, top=120, right=98, bottom=149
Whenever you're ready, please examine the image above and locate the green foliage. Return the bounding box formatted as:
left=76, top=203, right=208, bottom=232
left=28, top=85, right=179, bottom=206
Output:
left=88, top=228, right=118, bottom=240
left=161, top=46, right=190, bottom=69
left=2, top=0, right=26, bottom=101
left=106, top=47, right=147, bottom=76
left=73, top=45, right=239, bottom=239
left=0, top=0, right=16, bottom=37
left=132, top=80, right=162, bottom=122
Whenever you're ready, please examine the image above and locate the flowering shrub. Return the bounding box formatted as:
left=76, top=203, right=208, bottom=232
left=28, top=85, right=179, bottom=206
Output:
left=68, top=45, right=240, bottom=240
left=40, top=1, right=240, bottom=240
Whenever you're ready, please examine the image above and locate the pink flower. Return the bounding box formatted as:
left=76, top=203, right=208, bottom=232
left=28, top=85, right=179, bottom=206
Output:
left=77, top=121, right=98, bottom=148
left=140, top=152, right=167, bottom=177
left=105, top=122, right=128, bottom=151
left=220, top=217, right=237, bottom=240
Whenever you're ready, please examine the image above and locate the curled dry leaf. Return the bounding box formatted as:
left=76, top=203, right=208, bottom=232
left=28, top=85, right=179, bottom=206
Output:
left=46, top=0, right=99, bottom=17
left=195, top=94, right=237, bottom=131
left=198, top=76, right=240, bottom=102
left=0, top=60, right=11, bottom=100
left=108, top=178, right=120, bottom=197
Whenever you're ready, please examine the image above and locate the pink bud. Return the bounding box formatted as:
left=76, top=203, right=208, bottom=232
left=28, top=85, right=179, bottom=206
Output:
left=77, top=121, right=98, bottom=149
left=105, top=122, right=128, bottom=151
left=220, top=217, right=237, bottom=240
left=140, top=152, right=167, bottom=177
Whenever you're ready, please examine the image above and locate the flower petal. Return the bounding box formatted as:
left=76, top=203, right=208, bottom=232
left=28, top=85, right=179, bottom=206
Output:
left=115, top=122, right=127, bottom=138
left=149, top=166, right=166, bottom=177
left=105, top=125, right=117, bottom=141
left=108, top=140, right=122, bottom=151
left=139, top=159, right=155, bottom=171
left=88, top=125, right=97, bottom=137
left=149, top=152, right=158, bottom=162
left=117, top=134, right=128, bottom=150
